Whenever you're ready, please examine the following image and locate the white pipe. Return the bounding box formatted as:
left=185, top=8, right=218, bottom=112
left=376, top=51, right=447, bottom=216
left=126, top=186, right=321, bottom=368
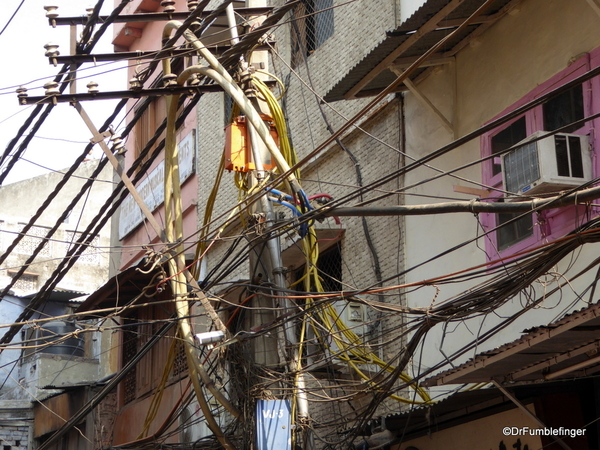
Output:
left=225, top=4, right=240, bottom=45
left=164, top=21, right=302, bottom=194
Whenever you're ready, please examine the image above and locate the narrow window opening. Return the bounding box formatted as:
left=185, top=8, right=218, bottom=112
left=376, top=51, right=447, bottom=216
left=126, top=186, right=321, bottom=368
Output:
left=543, top=84, right=584, bottom=133
left=491, top=117, right=527, bottom=176
left=496, top=199, right=534, bottom=250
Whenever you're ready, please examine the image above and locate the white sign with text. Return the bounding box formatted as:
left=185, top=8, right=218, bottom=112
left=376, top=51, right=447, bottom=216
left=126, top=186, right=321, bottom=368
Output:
left=118, top=130, right=196, bottom=239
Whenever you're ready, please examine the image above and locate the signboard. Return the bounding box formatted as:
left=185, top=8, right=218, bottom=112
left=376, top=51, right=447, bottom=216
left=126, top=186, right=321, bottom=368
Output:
left=119, top=130, right=196, bottom=239
left=256, top=399, right=291, bottom=450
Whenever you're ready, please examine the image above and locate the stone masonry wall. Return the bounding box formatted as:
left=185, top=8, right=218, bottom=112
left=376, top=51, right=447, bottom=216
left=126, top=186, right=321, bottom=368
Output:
left=0, top=425, right=29, bottom=450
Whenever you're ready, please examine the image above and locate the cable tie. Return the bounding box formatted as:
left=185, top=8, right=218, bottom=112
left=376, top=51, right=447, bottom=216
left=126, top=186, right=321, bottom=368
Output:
left=468, top=197, right=479, bottom=215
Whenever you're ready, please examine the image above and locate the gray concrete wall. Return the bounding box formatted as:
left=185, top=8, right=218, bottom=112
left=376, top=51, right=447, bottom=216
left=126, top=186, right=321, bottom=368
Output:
left=0, top=159, right=113, bottom=296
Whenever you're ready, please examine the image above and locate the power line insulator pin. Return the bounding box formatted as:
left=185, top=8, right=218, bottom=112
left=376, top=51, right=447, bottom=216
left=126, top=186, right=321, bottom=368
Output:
left=44, top=5, right=59, bottom=28
left=44, top=43, right=60, bottom=67
left=162, top=73, right=178, bottom=88
left=16, top=87, right=28, bottom=105
left=161, top=1, right=176, bottom=14
left=87, top=81, right=99, bottom=95
left=129, top=77, right=143, bottom=91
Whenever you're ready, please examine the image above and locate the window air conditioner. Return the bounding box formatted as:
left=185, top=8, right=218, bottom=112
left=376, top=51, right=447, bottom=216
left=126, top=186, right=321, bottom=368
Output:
left=501, top=131, right=591, bottom=199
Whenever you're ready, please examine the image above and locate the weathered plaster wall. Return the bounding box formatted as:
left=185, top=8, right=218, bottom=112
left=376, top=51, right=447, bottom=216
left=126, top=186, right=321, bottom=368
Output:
left=402, top=0, right=600, bottom=371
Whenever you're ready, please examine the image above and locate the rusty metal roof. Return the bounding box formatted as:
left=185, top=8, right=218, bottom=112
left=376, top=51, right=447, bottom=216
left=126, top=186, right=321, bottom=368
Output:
left=383, top=378, right=594, bottom=441
left=424, top=300, right=600, bottom=386
left=323, top=0, right=517, bottom=102
left=75, top=260, right=167, bottom=318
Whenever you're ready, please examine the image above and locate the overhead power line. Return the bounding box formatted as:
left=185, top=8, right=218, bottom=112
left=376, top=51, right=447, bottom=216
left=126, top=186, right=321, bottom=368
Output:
left=0, top=0, right=24, bottom=37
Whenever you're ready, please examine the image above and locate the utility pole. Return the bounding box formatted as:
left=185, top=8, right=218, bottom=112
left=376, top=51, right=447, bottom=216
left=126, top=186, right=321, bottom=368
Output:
left=241, top=1, right=313, bottom=448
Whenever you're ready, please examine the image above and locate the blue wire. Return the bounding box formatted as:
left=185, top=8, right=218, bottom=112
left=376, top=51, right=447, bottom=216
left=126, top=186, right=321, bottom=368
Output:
left=268, top=196, right=308, bottom=237
left=267, top=188, right=294, bottom=202
left=298, top=190, right=313, bottom=211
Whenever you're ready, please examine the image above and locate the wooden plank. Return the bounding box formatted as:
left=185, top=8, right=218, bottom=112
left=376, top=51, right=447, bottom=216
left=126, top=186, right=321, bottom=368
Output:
left=391, top=55, right=454, bottom=70
left=73, top=103, right=165, bottom=240
left=403, top=77, right=454, bottom=133
left=453, top=185, right=490, bottom=197
left=586, top=0, right=600, bottom=18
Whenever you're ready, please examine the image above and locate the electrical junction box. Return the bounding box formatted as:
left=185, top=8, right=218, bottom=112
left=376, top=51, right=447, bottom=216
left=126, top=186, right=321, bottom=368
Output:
left=256, top=399, right=291, bottom=450
left=224, top=115, right=278, bottom=172
left=334, top=301, right=367, bottom=337
left=501, top=131, right=591, bottom=199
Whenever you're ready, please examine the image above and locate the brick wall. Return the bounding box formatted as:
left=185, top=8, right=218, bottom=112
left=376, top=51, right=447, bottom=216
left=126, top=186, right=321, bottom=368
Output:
left=194, top=0, right=411, bottom=441
left=0, top=424, right=29, bottom=450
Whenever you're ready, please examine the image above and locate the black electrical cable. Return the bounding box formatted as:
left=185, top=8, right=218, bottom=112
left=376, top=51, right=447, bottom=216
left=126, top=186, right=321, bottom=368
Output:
left=262, top=113, right=600, bottom=301
left=0, top=73, right=214, bottom=345
left=77, top=0, right=106, bottom=53
left=289, top=7, right=386, bottom=304
left=0, top=0, right=24, bottom=37
left=36, top=319, right=176, bottom=450
left=388, top=217, right=600, bottom=388
left=0, top=45, right=216, bottom=317
left=0, top=5, right=117, bottom=183
left=0, top=99, right=126, bottom=289
left=0, top=0, right=131, bottom=184
left=305, top=66, right=600, bottom=219
left=395, top=256, right=600, bottom=396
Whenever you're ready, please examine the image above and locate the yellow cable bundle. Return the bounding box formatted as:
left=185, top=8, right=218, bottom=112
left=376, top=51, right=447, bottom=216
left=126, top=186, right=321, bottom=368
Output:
left=299, top=223, right=431, bottom=404
left=252, top=76, right=300, bottom=180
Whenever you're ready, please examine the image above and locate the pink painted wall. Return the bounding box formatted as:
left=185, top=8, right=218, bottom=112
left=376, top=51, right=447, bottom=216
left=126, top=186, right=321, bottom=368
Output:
left=480, top=50, right=600, bottom=262
left=113, top=0, right=198, bottom=270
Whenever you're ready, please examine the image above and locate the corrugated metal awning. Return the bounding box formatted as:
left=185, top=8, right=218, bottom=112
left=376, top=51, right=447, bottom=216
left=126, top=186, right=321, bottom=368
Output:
left=381, top=378, right=593, bottom=442
left=75, top=259, right=166, bottom=318
left=323, top=0, right=518, bottom=102
left=424, top=300, right=600, bottom=386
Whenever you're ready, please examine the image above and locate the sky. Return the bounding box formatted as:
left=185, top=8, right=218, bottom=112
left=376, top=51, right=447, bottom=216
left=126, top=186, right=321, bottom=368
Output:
left=0, top=0, right=126, bottom=185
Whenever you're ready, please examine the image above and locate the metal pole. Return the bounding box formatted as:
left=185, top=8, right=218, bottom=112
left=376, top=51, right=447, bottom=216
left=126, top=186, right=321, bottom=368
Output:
left=244, top=0, right=312, bottom=447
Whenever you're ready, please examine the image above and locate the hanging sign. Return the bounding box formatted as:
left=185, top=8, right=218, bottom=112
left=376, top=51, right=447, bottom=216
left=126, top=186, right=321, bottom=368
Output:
left=118, top=130, right=195, bottom=239
left=256, top=399, right=291, bottom=450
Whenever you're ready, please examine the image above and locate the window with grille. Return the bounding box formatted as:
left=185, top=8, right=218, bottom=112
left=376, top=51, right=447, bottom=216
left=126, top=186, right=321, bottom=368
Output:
left=290, top=0, right=334, bottom=68
left=292, top=243, right=342, bottom=368
left=121, top=317, right=138, bottom=405
left=224, top=93, right=234, bottom=127
left=11, top=272, right=38, bottom=293
left=15, top=225, right=52, bottom=258
left=172, top=338, right=187, bottom=377
left=65, top=231, right=100, bottom=264
left=293, top=242, right=342, bottom=292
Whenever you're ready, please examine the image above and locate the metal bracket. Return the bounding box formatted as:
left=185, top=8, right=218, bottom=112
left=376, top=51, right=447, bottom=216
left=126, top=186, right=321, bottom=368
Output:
left=492, top=380, right=572, bottom=450
left=89, top=130, right=112, bottom=145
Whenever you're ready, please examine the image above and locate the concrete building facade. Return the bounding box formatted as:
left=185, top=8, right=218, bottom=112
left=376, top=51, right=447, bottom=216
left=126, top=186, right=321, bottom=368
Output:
left=321, top=0, right=600, bottom=446
left=0, top=160, right=113, bottom=296
left=0, top=160, right=114, bottom=450
left=192, top=0, right=415, bottom=443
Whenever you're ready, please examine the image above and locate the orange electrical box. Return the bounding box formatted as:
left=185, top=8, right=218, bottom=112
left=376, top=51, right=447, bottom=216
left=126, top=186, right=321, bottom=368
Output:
left=224, top=115, right=278, bottom=172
